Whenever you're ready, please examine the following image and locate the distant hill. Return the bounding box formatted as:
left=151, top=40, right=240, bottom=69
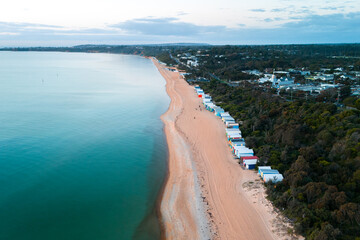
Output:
left=73, top=43, right=211, bottom=48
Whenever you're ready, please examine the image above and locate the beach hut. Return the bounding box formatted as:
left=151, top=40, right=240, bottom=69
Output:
left=203, top=98, right=212, bottom=105
left=202, top=94, right=212, bottom=100
left=226, top=130, right=242, bottom=142
left=214, top=107, right=225, bottom=117
left=222, top=116, right=235, bottom=124
left=227, top=132, right=242, bottom=141
left=244, top=159, right=258, bottom=169
left=206, top=103, right=216, bottom=112
left=240, top=156, right=258, bottom=162
left=241, top=156, right=258, bottom=166
left=229, top=139, right=246, bottom=149
left=234, top=146, right=254, bottom=158
left=226, top=129, right=241, bottom=137
left=220, top=112, right=230, bottom=118
left=258, top=166, right=272, bottom=175
left=263, top=174, right=284, bottom=183
left=260, top=169, right=280, bottom=179
left=226, top=128, right=241, bottom=134
left=226, top=123, right=239, bottom=128
left=194, top=86, right=201, bottom=90
left=196, top=89, right=204, bottom=98
left=195, top=88, right=203, bottom=93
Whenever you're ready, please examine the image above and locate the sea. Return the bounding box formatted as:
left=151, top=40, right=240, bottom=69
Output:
left=0, top=51, right=169, bottom=240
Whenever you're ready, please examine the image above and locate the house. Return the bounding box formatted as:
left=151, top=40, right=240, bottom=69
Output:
left=314, top=74, right=334, bottom=81
left=271, top=74, right=294, bottom=88
left=335, top=67, right=344, bottom=72
left=300, top=71, right=311, bottom=76
left=341, top=74, right=356, bottom=81
left=258, top=76, right=272, bottom=83
left=263, top=174, right=284, bottom=183
left=187, top=60, right=199, bottom=67
left=242, top=70, right=262, bottom=76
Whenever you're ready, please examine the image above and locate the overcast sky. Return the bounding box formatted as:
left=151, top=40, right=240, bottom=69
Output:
left=0, top=0, right=359, bottom=46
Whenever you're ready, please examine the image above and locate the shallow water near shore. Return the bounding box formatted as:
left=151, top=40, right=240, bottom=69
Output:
left=0, top=52, right=169, bottom=240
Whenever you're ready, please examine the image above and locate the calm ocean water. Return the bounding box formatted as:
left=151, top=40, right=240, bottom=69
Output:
left=0, top=52, right=169, bottom=240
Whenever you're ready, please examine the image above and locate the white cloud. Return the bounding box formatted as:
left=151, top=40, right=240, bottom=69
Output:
left=0, top=32, right=20, bottom=35
left=0, top=0, right=359, bottom=45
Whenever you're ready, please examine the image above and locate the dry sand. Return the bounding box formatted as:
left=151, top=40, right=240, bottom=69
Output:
left=153, top=58, right=299, bottom=240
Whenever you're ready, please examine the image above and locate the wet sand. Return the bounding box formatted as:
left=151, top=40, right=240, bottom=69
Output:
left=154, top=58, right=298, bottom=240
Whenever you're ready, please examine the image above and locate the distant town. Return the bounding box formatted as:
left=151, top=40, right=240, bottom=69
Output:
left=156, top=45, right=360, bottom=107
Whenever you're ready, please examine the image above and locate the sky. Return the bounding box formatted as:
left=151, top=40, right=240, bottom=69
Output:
left=0, top=0, right=359, bottom=46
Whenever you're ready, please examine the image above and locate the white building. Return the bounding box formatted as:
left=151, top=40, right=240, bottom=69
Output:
left=314, top=74, right=334, bottom=81
left=272, top=74, right=294, bottom=88
left=187, top=60, right=199, bottom=67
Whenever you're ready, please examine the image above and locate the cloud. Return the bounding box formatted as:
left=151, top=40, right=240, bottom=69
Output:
left=0, top=12, right=359, bottom=46
left=271, top=8, right=284, bottom=12
left=250, top=9, right=266, bottom=12
left=283, top=12, right=360, bottom=32
left=320, top=7, right=340, bottom=10
left=110, top=17, right=226, bottom=36
left=177, top=11, right=188, bottom=16
left=0, top=32, right=20, bottom=36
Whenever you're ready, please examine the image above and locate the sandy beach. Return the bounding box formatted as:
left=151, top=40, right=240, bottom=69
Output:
left=153, top=58, right=298, bottom=240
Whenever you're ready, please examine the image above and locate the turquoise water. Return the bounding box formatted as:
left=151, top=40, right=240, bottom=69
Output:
left=0, top=52, right=169, bottom=240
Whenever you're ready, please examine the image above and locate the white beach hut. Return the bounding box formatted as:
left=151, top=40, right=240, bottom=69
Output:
left=214, top=107, right=225, bottom=117
left=234, top=146, right=254, bottom=158
left=258, top=166, right=272, bottom=175
left=222, top=116, right=235, bottom=124
left=263, top=174, right=284, bottom=183
left=220, top=112, right=230, bottom=118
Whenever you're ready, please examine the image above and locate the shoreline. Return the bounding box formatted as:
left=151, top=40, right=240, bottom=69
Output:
left=153, top=58, right=299, bottom=240
left=153, top=58, right=210, bottom=239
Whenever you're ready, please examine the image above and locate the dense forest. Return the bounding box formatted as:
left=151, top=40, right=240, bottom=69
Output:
left=199, top=80, right=360, bottom=240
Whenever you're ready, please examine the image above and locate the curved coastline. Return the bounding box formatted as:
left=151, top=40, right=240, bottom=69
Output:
left=153, top=57, right=298, bottom=240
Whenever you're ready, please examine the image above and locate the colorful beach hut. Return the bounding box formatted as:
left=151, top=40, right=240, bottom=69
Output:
left=258, top=166, right=272, bottom=175
left=229, top=139, right=246, bottom=149
left=222, top=116, right=235, bottom=124
left=227, top=131, right=242, bottom=141
left=220, top=112, right=230, bottom=118
left=214, top=107, right=225, bottom=117
left=234, top=146, right=254, bottom=158
left=226, top=122, right=239, bottom=128
left=244, top=159, right=258, bottom=169
left=263, top=174, right=284, bottom=183
left=260, top=169, right=280, bottom=179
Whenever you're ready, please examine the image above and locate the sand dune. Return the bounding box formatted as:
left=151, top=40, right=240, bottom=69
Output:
left=154, top=59, right=297, bottom=240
